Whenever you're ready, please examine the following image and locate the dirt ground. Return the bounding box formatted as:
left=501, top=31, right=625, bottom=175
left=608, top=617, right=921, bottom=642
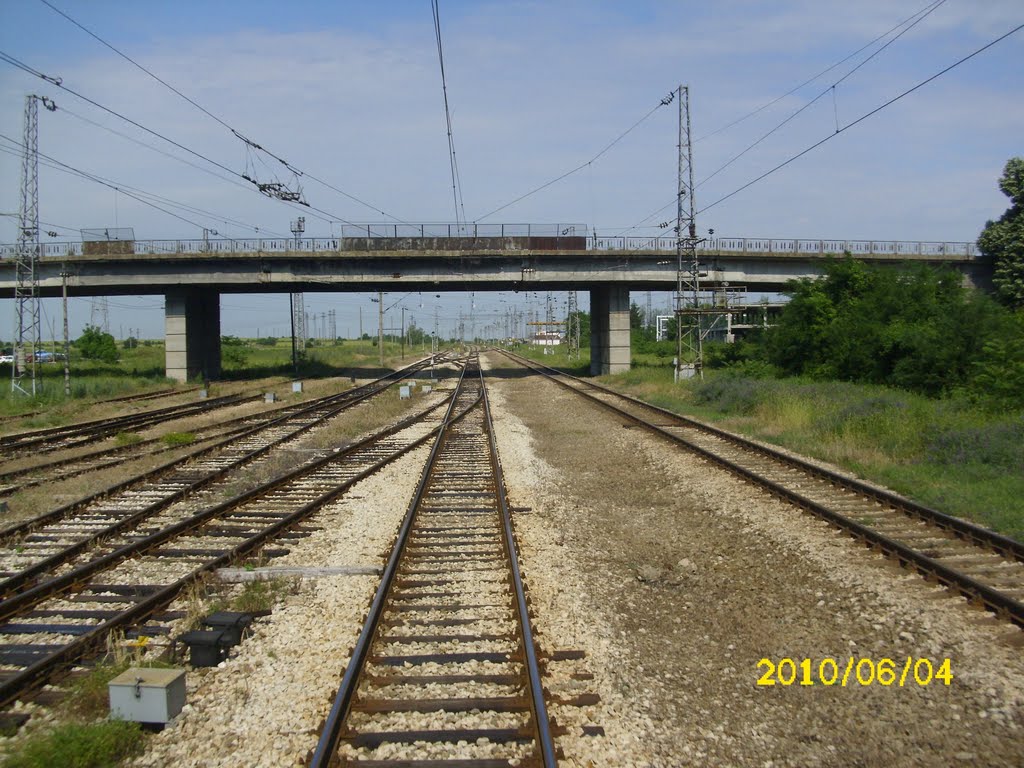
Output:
left=483, top=353, right=1024, bottom=767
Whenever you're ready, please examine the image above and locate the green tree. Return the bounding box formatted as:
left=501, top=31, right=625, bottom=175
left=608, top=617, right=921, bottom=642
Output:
left=764, top=257, right=1010, bottom=396
left=76, top=325, right=118, bottom=362
left=221, top=335, right=248, bottom=367
left=978, top=157, right=1024, bottom=309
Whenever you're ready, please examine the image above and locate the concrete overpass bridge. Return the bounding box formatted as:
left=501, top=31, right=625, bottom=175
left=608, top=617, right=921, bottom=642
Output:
left=0, top=224, right=987, bottom=381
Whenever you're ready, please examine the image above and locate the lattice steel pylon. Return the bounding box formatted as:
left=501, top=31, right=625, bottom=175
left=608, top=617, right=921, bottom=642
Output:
left=12, top=95, right=54, bottom=396
left=566, top=290, right=581, bottom=360
left=291, top=293, right=306, bottom=351
left=672, top=84, right=705, bottom=382
left=89, top=297, right=110, bottom=334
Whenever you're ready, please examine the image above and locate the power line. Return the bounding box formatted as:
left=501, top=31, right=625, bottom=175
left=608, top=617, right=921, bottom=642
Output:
left=618, top=19, right=1023, bottom=232
left=37, top=0, right=408, bottom=222
left=616, top=1, right=948, bottom=236
left=695, top=0, right=946, bottom=143
left=56, top=106, right=289, bottom=236
left=0, top=135, right=235, bottom=236
left=475, top=93, right=672, bottom=222
left=431, top=0, right=467, bottom=229
left=0, top=51, right=404, bottom=238
left=697, top=21, right=1024, bottom=217
left=0, top=136, right=273, bottom=238
left=696, top=0, right=946, bottom=190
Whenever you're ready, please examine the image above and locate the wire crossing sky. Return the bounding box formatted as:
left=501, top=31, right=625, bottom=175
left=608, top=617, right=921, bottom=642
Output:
left=0, top=0, right=1021, bottom=340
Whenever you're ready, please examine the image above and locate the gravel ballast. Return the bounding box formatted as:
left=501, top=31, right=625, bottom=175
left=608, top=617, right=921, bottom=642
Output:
left=482, top=353, right=1024, bottom=767
left=92, top=355, right=1024, bottom=766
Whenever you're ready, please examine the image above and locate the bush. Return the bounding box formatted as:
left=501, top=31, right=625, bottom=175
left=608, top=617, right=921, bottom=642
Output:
left=76, top=325, right=118, bottom=363
left=924, top=421, right=1024, bottom=471
left=692, top=376, right=766, bottom=415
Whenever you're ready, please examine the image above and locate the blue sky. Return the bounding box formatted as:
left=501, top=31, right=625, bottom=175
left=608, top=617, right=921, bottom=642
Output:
left=0, top=0, right=1022, bottom=341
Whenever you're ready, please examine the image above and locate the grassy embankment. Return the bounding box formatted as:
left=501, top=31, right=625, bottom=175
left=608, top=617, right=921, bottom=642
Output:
left=511, top=344, right=1024, bottom=542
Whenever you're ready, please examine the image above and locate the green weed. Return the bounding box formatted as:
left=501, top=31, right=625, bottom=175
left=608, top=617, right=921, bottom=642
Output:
left=1, top=720, right=143, bottom=768
left=161, top=432, right=195, bottom=447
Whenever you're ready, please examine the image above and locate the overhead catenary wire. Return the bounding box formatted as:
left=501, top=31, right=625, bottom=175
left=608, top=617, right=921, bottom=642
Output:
left=57, top=107, right=289, bottom=236
left=431, top=0, right=467, bottom=229
left=0, top=135, right=247, bottom=238
left=695, top=0, right=946, bottom=143
left=0, top=51, right=402, bottom=238
left=695, top=0, right=946, bottom=190
left=696, top=21, right=1024, bottom=217
left=475, top=95, right=670, bottom=222
left=614, top=0, right=950, bottom=237
left=0, top=135, right=277, bottom=238
left=36, top=0, right=408, bottom=223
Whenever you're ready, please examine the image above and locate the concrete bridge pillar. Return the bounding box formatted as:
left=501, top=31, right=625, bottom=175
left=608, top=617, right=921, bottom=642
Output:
left=165, top=289, right=221, bottom=382
left=590, top=286, right=630, bottom=375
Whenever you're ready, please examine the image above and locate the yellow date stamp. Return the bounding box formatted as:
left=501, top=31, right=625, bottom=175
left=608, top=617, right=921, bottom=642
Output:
left=757, top=657, right=953, bottom=687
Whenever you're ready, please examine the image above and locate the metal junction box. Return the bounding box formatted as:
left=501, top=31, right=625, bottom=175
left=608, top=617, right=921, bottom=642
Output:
left=108, top=667, right=186, bottom=724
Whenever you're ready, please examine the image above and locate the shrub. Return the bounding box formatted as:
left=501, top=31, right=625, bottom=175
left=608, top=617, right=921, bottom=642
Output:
left=76, top=325, right=118, bottom=363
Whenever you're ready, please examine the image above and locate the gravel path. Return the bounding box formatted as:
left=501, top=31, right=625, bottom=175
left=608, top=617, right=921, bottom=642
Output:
left=482, top=353, right=1024, bottom=767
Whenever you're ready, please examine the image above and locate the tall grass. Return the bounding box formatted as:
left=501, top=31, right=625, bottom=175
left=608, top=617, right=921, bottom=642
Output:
left=601, top=368, right=1024, bottom=541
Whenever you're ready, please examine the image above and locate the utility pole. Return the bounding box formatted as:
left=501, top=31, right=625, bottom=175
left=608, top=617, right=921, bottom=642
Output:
left=672, top=85, right=705, bottom=382
left=61, top=269, right=70, bottom=396
left=377, top=290, right=384, bottom=367
left=567, top=290, right=580, bottom=360
left=290, top=217, right=306, bottom=374
left=12, top=94, right=54, bottom=396
left=401, top=306, right=406, bottom=360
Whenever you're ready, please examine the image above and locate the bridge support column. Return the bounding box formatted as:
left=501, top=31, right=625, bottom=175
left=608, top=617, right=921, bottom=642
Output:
left=589, top=286, right=630, bottom=376
left=165, top=289, right=221, bottom=382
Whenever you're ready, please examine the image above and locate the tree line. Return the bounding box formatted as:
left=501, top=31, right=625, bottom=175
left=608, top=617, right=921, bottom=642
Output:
left=704, top=157, right=1024, bottom=408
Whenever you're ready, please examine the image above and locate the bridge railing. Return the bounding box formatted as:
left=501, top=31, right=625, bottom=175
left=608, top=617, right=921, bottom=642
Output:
left=0, top=231, right=979, bottom=259
left=591, top=236, right=978, bottom=257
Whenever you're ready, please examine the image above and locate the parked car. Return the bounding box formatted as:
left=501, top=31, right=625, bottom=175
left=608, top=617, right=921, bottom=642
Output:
left=0, top=354, right=12, bottom=364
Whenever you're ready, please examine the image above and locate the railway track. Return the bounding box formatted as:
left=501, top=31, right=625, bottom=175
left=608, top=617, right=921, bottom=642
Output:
left=0, top=369, right=433, bottom=498
left=0, top=359, right=449, bottom=598
left=502, top=351, right=1024, bottom=628
left=0, top=368, right=463, bottom=711
left=310, top=358, right=565, bottom=768
left=0, top=391, right=262, bottom=457
left=0, top=385, right=203, bottom=429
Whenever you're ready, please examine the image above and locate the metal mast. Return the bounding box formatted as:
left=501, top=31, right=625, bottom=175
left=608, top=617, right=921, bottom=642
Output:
left=289, top=217, right=306, bottom=372
left=674, top=85, right=704, bottom=382
left=12, top=95, right=54, bottom=396
left=567, top=290, right=580, bottom=361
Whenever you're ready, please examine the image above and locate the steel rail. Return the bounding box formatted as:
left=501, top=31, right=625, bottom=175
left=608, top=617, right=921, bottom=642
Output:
left=0, top=388, right=464, bottom=710
left=308, top=363, right=473, bottom=767
left=309, top=359, right=557, bottom=767
left=0, top=392, right=260, bottom=456
left=0, top=375, right=395, bottom=497
left=482, top=364, right=558, bottom=768
left=505, top=352, right=1024, bottom=561
left=503, top=351, right=1024, bottom=627
left=0, top=362, right=450, bottom=597
left=0, top=357, right=440, bottom=545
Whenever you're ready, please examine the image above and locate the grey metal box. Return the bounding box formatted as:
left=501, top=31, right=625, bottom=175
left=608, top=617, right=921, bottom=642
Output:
left=108, top=667, right=186, bottom=724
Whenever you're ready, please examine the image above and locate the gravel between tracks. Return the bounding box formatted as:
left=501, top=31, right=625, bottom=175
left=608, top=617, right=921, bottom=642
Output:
left=131, top=439, right=433, bottom=768
left=482, top=354, right=1024, bottom=767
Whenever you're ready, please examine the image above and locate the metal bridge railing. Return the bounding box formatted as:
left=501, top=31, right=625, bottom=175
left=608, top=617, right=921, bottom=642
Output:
left=0, top=229, right=979, bottom=259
